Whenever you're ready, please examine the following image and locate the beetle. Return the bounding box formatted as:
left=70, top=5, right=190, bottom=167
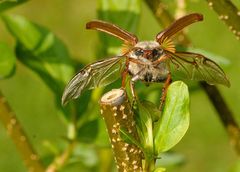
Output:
left=61, top=13, right=230, bottom=109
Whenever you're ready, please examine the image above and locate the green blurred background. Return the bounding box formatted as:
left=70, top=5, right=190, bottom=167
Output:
left=0, top=0, right=240, bottom=171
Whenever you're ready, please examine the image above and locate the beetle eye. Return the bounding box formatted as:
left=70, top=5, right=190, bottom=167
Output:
left=134, top=48, right=144, bottom=56
left=152, top=49, right=160, bottom=57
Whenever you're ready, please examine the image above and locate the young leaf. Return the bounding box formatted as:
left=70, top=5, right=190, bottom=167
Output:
left=135, top=100, right=154, bottom=154
left=0, top=0, right=28, bottom=12
left=141, top=100, right=161, bottom=122
left=0, top=42, right=16, bottom=79
left=77, top=119, right=99, bottom=143
left=154, top=81, right=190, bottom=154
left=119, top=127, right=143, bottom=149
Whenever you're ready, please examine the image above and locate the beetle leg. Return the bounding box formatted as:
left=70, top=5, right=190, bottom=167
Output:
left=130, top=80, right=136, bottom=100
left=121, top=58, right=129, bottom=88
left=159, top=73, right=172, bottom=111
left=130, top=74, right=140, bottom=108
left=153, top=54, right=169, bottom=66
left=130, top=80, right=138, bottom=109
left=129, top=58, right=146, bottom=65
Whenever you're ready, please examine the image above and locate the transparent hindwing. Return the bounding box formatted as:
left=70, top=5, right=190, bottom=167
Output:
left=62, top=56, right=126, bottom=105
left=165, top=51, right=230, bottom=87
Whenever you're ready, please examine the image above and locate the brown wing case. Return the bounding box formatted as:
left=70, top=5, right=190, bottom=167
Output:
left=86, top=20, right=138, bottom=46
left=156, top=13, right=203, bottom=45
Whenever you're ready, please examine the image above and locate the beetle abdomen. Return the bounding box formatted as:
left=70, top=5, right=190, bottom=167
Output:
left=128, top=61, right=169, bottom=83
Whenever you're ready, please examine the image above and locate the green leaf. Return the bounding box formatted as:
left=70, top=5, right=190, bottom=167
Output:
left=134, top=100, right=154, bottom=154
left=77, top=119, right=99, bottom=143
left=0, top=42, right=16, bottom=79
left=2, top=15, right=75, bottom=102
left=141, top=100, right=161, bottom=122
left=154, top=81, right=190, bottom=154
left=97, top=0, right=141, bottom=56
left=119, top=127, right=142, bottom=149
left=0, top=0, right=28, bottom=12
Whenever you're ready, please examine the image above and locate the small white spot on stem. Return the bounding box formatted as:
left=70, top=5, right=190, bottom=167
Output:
left=120, top=105, right=125, bottom=111
left=132, top=121, right=135, bottom=126
left=112, top=129, right=117, bottom=134
left=224, top=15, right=229, bottom=20
left=122, top=162, right=126, bottom=166
left=219, top=15, right=224, bottom=20
left=208, top=1, right=213, bottom=7
left=134, top=149, right=138, bottom=154
left=30, top=154, right=37, bottom=160
left=133, top=165, right=138, bottom=169
left=10, top=118, right=16, bottom=125
left=122, top=147, right=127, bottom=151
left=20, top=135, right=26, bottom=141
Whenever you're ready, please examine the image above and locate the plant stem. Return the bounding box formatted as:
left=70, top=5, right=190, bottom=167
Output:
left=144, top=0, right=190, bottom=45
left=206, top=0, right=240, bottom=40
left=0, top=91, right=45, bottom=172
left=99, top=89, right=143, bottom=171
left=144, top=156, right=155, bottom=172
left=145, top=0, right=240, bottom=155
left=46, top=141, right=76, bottom=172
left=201, top=82, right=240, bottom=154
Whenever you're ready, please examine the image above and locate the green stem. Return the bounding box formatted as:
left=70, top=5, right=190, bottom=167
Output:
left=0, top=91, right=45, bottom=172
left=99, top=88, right=143, bottom=171
left=144, top=156, right=155, bottom=172
left=46, top=141, right=76, bottom=172
left=206, top=0, right=240, bottom=40
left=46, top=114, right=78, bottom=172
left=144, top=0, right=190, bottom=45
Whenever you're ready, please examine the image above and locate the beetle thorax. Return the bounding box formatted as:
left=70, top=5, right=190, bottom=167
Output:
left=127, top=41, right=169, bottom=83
left=135, top=41, right=160, bottom=49
left=128, top=41, right=163, bottom=62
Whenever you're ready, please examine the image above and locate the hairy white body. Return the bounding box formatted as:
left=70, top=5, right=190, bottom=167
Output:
left=127, top=41, right=169, bottom=83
